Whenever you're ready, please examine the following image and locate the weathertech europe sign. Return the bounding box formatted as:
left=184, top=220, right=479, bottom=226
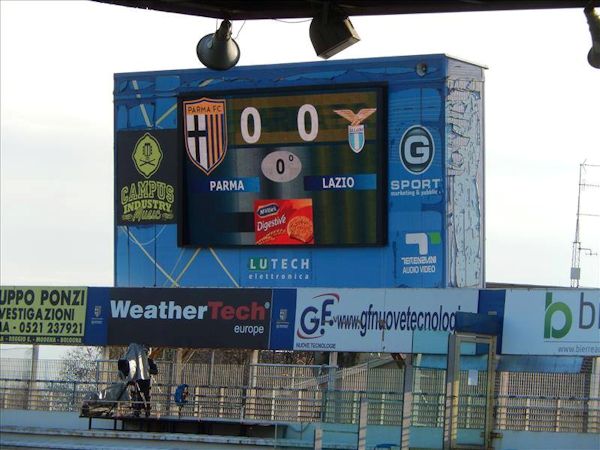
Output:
left=106, top=288, right=272, bottom=348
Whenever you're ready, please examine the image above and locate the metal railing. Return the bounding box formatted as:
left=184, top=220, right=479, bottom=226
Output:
left=495, top=395, right=599, bottom=433
left=1, top=357, right=598, bottom=434
left=1, top=376, right=598, bottom=433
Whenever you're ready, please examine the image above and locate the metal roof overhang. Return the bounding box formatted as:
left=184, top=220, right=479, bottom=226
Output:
left=91, top=1, right=597, bottom=20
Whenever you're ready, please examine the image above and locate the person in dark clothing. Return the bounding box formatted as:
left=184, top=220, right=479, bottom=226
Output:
left=134, top=378, right=152, bottom=417
left=136, top=356, right=158, bottom=417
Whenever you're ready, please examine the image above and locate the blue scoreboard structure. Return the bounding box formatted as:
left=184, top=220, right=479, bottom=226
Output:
left=114, top=54, right=485, bottom=289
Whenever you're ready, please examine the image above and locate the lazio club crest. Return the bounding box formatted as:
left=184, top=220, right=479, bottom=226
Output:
left=132, top=133, right=163, bottom=179
left=334, top=108, right=377, bottom=153
left=183, top=98, right=228, bottom=175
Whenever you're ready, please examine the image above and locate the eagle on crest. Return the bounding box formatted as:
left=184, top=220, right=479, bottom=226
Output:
left=333, top=108, right=377, bottom=125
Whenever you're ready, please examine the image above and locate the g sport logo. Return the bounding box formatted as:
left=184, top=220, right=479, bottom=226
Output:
left=544, top=292, right=598, bottom=339
left=183, top=98, right=227, bottom=175
left=399, top=125, right=434, bottom=174
left=334, top=108, right=377, bottom=153
left=132, top=133, right=163, bottom=179
left=297, top=292, right=339, bottom=339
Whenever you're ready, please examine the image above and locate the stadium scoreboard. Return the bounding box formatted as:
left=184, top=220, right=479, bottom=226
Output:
left=114, top=55, right=486, bottom=288
left=178, top=85, right=386, bottom=247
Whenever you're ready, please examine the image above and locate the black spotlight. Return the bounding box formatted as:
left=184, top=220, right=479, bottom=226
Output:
left=585, top=6, right=600, bottom=69
left=309, top=8, right=360, bottom=59
left=196, top=20, right=240, bottom=70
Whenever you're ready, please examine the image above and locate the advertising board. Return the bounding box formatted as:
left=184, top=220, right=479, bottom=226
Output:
left=2, top=286, right=597, bottom=355
left=116, top=130, right=177, bottom=225
left=269, top=288, right=479, bottom=353
left=502, top=289, right=600, bottom=355
left=103, top=287, right=272, bottom=348
left=0, top=287, right=87, bottom=344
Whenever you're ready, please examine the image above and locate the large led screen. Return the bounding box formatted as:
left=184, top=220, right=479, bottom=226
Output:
left=178, top=84, right=386, bottom=247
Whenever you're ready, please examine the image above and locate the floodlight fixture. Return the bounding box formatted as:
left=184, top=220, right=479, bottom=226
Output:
left=196, top=19, right=240, bottom=70
left=309, top=7, right=360, bottom=59
left=585, top=6, right=600, bottom=68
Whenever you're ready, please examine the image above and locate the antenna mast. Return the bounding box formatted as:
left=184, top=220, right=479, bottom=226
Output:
left=570, top=162, right=600, bottom=287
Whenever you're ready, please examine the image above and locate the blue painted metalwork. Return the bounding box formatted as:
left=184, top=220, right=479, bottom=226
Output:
left=114, top=55, right=485, bottom=289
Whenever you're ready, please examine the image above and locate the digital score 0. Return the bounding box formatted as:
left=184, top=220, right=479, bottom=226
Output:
left=178, top=85, right=386, bottom=247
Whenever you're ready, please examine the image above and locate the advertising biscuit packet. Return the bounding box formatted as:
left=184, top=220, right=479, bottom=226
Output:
left=254, top=199, right=314, bottom=245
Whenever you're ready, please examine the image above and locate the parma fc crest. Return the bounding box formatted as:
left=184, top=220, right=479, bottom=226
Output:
left=334, top=108, right=377, bottom=154
left=183, top=98, right=228, bottom=175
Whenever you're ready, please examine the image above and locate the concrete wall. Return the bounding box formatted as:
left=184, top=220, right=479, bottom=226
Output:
left=1, top=410, right=598, bottom=449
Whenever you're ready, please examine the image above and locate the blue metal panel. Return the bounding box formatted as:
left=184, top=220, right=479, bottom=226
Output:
left=114, top=55, right=484, bottom=289
left=416, top=354, right=490, bottom=370
left=497, top=355, right=584, bottom=373
left=478, top=289, right=506, bottom=353
left=269, top=289, right=297, bottom=350
left=115, top=227, right=130, bottom=286
left=84, top=287, right=109, bottom=345
left=121, top=225, right=160, bottom=287
left=455, top=312, right=500, bottom=335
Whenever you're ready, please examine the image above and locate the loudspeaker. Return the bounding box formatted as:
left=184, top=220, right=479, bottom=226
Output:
left=585, top=6, right=600, bottom=69
left=197, top=20, right=240, bottom=70
left=310, top=12, right=360, bottom=59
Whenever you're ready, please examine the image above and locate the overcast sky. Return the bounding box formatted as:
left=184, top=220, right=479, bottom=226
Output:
left=1, top=2, right=599, bottom=307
